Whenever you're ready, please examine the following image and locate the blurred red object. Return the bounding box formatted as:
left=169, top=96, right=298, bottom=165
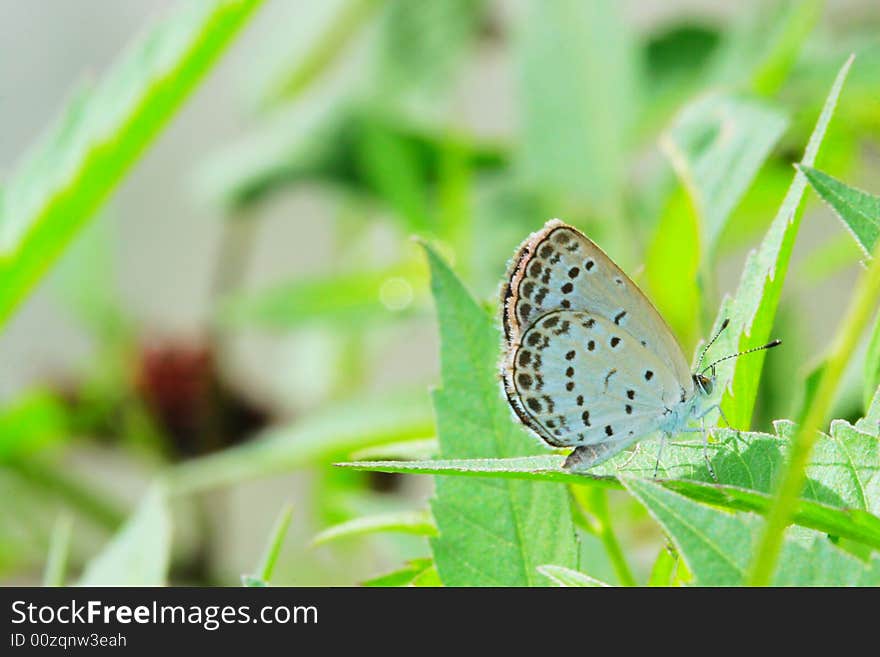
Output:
left=136, top=340, right=269, bottom=458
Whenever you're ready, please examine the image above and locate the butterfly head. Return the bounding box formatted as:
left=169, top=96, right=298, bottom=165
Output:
left=694, top=317, right=782, bottom=397
left=693, top=372, right=714, bottom=396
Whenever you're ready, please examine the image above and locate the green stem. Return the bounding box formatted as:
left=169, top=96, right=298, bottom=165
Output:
left=261, top=0, right=383, bottom=109
left=210, top=209, right=259, bottom=368
left=748, top=242, right=880, bottom=585
left=6, top=457, right=125, bottom=531
left=571, top=486, right=637, bottom=586
left=211, top=209, right=259, bottom=309
left=43, top=513, right=74, bottom=587
left=258, top=504, right=294, bottom=583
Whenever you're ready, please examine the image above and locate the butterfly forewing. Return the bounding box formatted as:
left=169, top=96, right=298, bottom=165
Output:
left=509, top=310, right=678, bottom=448
left=502, top=219, right=691, bottom=386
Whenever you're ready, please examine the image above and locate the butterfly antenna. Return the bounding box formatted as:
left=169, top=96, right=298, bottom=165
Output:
left=696, top=318, right=730, bottom=371
left=701, top=339, right=782, bottom=376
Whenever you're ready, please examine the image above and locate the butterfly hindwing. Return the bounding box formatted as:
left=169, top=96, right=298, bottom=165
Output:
left=505, top=310, right=681, bottom=448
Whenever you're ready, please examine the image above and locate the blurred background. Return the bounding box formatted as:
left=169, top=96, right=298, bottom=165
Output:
left=1, top=0, right=879, bottom=585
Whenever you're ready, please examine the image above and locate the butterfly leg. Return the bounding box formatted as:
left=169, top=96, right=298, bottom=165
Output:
left=652, top=433, right=668, bottom=479
left=699, top=403, right=747, bottom=450
left=715, top=404, right=733, bottom=430
left=715, top=404, right=749, bottom=449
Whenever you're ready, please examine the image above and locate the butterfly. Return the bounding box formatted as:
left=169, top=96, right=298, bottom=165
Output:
left=500, top=219, right=780, bottom=478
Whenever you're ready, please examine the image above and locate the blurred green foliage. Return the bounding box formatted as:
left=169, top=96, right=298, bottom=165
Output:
left=2, top=0, right=880, bottom=586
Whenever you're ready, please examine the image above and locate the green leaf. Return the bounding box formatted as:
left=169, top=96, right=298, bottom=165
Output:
left=410, top=565, right=442, bottom=587
left=622, top=477, right=880, bottom=586
left=338, top=424, right=880, bottom=550
left=260, top=0, right=382, bottom=109
left=647, top=547, right=678, bottom=587
left=774, top=538, right=880, bottom=586
left=218, top=260, right=427, bottom=330
left=350, top=438, right=437, bottom=461
left=362, top=557, right=434, bottom=587
left=250, top=504, right=294, bottom=584
left=644, top=187, right=701, bottom=350
left=639, top=25, right=721, bottom=136
left=198, top=105, right=504, bottom=213
left=311, top=510, right=436, bottom=547
left=710, top=0, right=822, bottom=96
left=537, top=565, right=610, bottom=587
left=800, top=420, right=880, bottom=517
left=0, top=391, right=68, bottom=460
left=0, top=0, right=262, bottom=328
left=516, top=0, right=636, bottom=218
left=856, top=386, right=880, bottom=436
left=339, top=454, right=595, bottom=484
left=423, top=243, right=578, bottom=586
left=798, top=165, right=880, bottom=257
left=661, top=94, right=788, bottom=256
left=865, top=317, right=880, bottom=413
left=707, top=56, right=854, bottom=430
left=167, top=391, right=434, bottom=495
left=746, top=1, right=822, bottom=96
left=373, top=0, right=484, bottom=118
left=53, top=214, right=129, bottom=340
left=79, top=485, right=172, bottom=586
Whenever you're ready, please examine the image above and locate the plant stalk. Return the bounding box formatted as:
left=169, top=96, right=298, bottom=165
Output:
left=748, top=242, right=880, bottom=585
left=261, top=0, right=383, bottom=109
left=258, top=503, right=294, bottom=583
left=6, top=456, right=125, bottom=531
left=43, top=514, right=74, bottom=587
left=571, top=486, right=637, bottom=586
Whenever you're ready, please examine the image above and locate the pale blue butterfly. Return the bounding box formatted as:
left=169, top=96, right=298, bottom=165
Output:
left=501, top=219, right=779, bottom=478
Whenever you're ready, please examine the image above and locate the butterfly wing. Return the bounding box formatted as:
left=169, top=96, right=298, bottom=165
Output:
left=505, top=310, right=684, bottom=448
left=502, top=219, right=691, bottom=387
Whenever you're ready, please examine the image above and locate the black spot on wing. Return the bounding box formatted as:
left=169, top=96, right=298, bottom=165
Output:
left=604, top=369, right=617, bottom=389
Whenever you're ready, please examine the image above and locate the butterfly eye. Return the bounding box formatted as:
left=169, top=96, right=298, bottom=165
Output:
left=694, top=374, right=713, bottom=395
